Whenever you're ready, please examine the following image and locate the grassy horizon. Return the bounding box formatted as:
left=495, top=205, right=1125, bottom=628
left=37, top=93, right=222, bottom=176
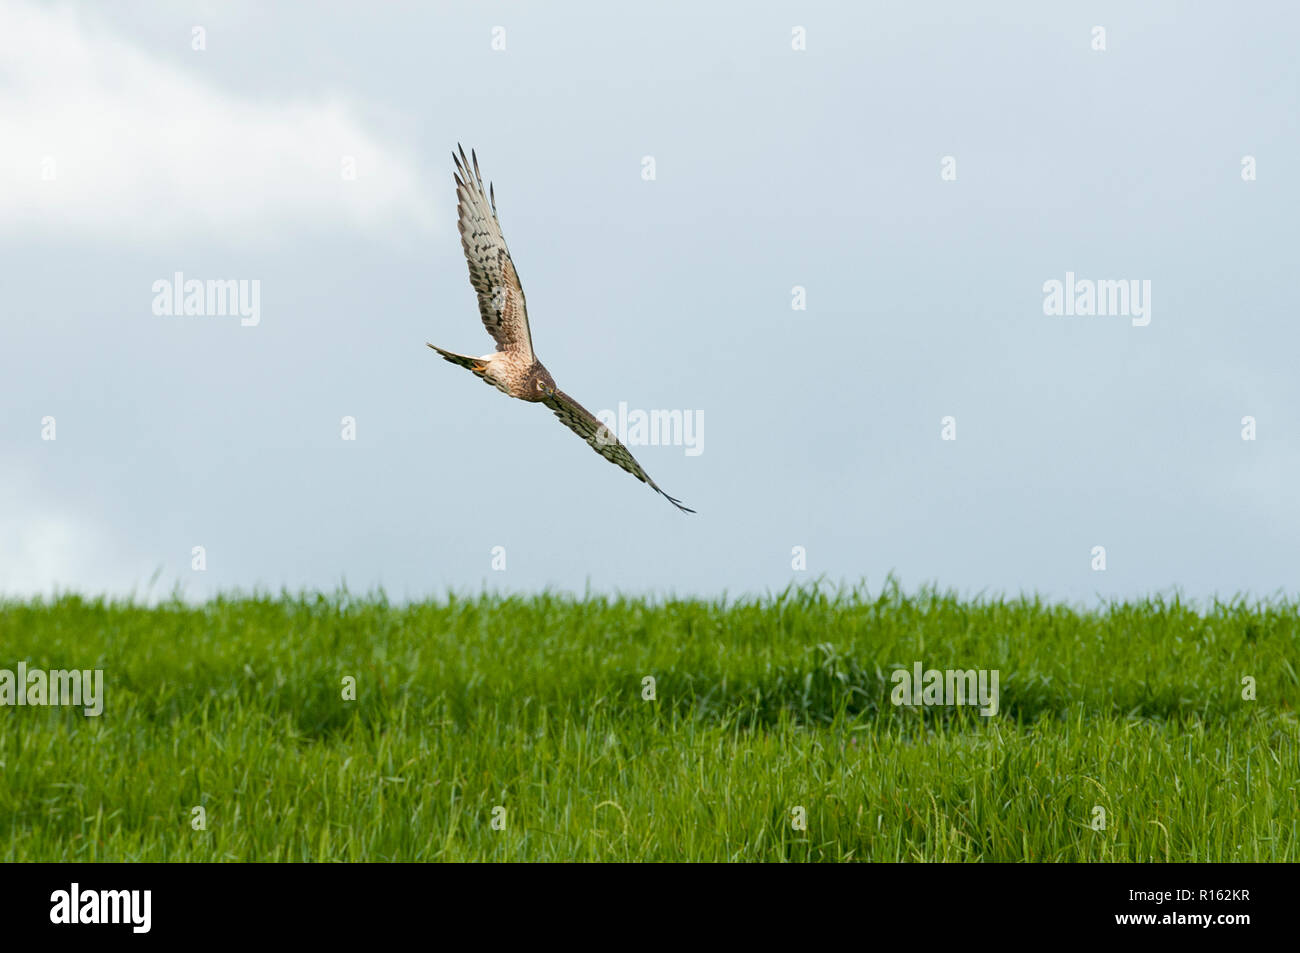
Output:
left=1, top=583, right=1296, bottom=861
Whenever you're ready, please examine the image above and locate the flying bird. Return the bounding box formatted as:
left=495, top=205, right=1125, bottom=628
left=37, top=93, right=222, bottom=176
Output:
left=427, top=145, right=695, bottom=513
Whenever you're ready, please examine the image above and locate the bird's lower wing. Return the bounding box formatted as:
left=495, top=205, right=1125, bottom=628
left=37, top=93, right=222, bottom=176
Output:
left=542, top=390, right=694, bottom=513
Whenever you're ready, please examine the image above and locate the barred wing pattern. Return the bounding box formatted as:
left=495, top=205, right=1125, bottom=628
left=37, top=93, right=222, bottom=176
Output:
left=453, top=145, right=533, bottom=360
left=542, top=390, right=695, bottom=513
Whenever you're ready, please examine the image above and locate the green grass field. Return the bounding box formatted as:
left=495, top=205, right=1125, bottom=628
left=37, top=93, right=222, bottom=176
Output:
left=1, top=583, right=1296, bottom=861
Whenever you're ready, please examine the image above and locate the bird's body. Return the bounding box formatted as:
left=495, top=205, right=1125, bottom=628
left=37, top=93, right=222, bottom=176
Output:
left=427, top=145, right=694, bottom=513
left=437, top=347, right=548, bottom=399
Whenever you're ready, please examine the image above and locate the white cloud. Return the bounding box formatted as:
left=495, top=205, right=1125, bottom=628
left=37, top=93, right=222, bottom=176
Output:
left=0, top=495, right=154, bottom=598
left=0, top=1, right=436, bottom=243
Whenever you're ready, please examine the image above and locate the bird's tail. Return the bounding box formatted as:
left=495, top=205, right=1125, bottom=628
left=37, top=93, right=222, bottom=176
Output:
left=426, top=343, right=492, bottom=382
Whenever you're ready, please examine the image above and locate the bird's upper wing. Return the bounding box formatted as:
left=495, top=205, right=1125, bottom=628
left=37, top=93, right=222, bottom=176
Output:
left=542, top=389, right=694, bottom=513
left=453, top=145, right=533, bottom=361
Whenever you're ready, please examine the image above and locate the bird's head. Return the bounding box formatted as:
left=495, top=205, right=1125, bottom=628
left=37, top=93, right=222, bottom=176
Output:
left=531, top=370, right=556, bottom=399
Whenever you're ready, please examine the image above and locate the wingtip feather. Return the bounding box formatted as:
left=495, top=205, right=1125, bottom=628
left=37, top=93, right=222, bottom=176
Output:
left=663, top=492, right=696, bottom=514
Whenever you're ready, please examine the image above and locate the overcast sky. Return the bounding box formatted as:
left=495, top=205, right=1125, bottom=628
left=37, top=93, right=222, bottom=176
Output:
left=3, top=1, right=1298, bottom=604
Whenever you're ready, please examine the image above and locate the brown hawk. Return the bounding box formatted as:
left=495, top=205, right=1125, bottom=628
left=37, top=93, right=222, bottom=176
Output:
left=428, top=145, right=694, bottom=513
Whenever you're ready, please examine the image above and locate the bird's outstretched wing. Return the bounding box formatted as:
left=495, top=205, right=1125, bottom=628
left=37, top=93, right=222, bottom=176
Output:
left=542, top=389, right=694, bottom=513
left=453, top=144, right=533, bottom=361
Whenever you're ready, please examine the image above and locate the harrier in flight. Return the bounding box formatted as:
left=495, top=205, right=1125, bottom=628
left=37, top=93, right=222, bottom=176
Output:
left=428, top=146, right=694, bottom=513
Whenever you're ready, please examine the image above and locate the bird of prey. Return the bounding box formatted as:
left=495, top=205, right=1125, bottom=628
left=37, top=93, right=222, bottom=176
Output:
left=427, top=145, right=694, bottom=513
